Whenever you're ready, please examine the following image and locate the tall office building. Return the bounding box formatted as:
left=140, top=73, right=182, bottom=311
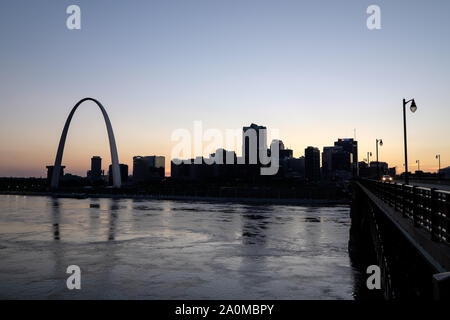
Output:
left=322, top=146, right=334, bottom=178
left=133, top=156, right=165, bottom=183
left=91, top=156, right=102, bottom=177
left=287, top=156, right=305, bottom=178
left=87, top=156, right=103, bottom=181
left=334, top=138, right=358, bottom=176
left=331, top=147, right=351, bottom=171
left=305, top=146, right=320, bottom=181
left=242, top=123, right=267, bottom=164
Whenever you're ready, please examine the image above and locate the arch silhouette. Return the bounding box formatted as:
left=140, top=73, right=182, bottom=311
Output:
left=51, top=98, right=121, bottom=189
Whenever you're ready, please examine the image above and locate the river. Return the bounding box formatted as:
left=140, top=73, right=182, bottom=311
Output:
left=0, top=194, right=363, bottom=299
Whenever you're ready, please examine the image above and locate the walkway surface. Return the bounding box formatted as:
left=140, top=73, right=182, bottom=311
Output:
left=394, top=180, right=450, bottom=192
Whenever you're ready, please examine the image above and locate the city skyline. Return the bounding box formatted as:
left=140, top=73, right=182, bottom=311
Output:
left=43, top=118, right=439, bottom=181
left=1, top=0, right=450, bottom=177
left=1, top=1, right=450, bottom=303
left=3, top=109, right=448, bottom=178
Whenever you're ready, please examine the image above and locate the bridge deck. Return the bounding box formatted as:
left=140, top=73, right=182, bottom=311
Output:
left=357, top=181, right=450, bottom=273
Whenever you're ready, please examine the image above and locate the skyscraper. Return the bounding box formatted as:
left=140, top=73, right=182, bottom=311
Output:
left=91, top=156, right=102, bottom=176
left=87, top=156, right=103, bottom=181
left=322, top=146, right=334, bottom=178
left=242, top=123, right=267, bottom=165
left=331, top=147, right=353, bottom=180
left=334, top=138, right=358, bottom=176
left=133, top=156, right=165, bottom=183
left=305, top=146, right=320, bottom=181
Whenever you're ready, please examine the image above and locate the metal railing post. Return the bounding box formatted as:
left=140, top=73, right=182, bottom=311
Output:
left=402, top=184, right=406, bottom=217
left=430, top=188, right=439, bottom=242
left=393, top=183, right=397, bottom=211
left=412, top=186, right=419, bottom=227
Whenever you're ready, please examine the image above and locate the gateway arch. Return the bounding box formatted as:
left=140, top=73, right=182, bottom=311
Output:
left=51, top=98, right=121, bottom=189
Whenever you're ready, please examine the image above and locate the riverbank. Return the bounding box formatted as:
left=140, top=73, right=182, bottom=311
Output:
left=0, top=190, right=350, bottom=206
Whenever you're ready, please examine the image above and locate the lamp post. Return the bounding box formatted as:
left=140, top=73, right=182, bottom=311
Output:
left=416, top=159, right=420, bottom=171
left=403, top=98, right=417, bottom=185
left=376, top=139, right=383, bottom=179
left=436, top=154, right=441, bottom=179
left=367, top=152, right=372, bottom=165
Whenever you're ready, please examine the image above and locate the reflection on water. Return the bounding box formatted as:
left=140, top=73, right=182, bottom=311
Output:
left=52, top=199, right=60, bottom=241
left=242, top=209, right=270, bottom=245
left=0, top=195, right=358, bottom=299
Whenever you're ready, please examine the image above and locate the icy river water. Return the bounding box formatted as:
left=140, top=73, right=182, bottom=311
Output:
left=0, top=195, right=363, bottom=299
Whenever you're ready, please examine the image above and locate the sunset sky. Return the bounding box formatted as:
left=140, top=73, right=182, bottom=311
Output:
left=1, top=0, right=449, bottom=177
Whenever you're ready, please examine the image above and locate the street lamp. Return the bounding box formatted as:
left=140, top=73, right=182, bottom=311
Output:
left=403, top=98, right=417, bottom=184
left=416, top=159, right=420, bottom=171
left=436, top=154, right=441, bottom=179
left=375, top=139, right=383, bottom=179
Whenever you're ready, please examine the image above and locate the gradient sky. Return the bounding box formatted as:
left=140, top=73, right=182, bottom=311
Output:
left=1, top=0, right=449, bottom=177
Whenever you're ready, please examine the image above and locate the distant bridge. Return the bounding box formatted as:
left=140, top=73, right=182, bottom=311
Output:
left=351, top=179, right=450, bottom=299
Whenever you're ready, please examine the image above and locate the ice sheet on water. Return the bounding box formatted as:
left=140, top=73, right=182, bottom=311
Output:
left=0, top=195, right=356, bottom=299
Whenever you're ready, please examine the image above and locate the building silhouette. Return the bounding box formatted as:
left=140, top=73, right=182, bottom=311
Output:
left=331, top=147, right=350, bottom=171
left=171, top=149, right=238, bottom=181
left=91, top=156, right=102, bottom=176
left=133, top=156, right=165, bottom=183
left=169, top=126, right=367, bottom=183
left=284, top=156, right=305, bottom=178
left=242, top=123, right=267, bottom=165
left=370, top=161, right=388, bottom=174
left=87, top=156, right=104, bottom=181
left=322, top=146, right=334, bottom=178
left=331, top=146, right=352, bottom=180
left=440, top=166, right=450, bottom=179
left=270, top=140, right=293, bottom=160
left=305, top=146, right=320, bottom=181
left=334, top=138, right=358, bottom=176
left=321, top=139, right=357, bottom=180
left=211, top=149, right=237, bottom=179
left=269, top=140, right=293, bottom=177
left=108, top=164, right=129, bottom=185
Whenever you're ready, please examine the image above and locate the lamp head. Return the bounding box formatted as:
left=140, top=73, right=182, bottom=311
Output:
left=379, top=139, right=383, bottom=146
left=410, top=99, right=417, bottom=113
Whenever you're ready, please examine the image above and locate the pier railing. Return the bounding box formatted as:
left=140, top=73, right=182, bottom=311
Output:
left=360, top=179, right=450, bottom=245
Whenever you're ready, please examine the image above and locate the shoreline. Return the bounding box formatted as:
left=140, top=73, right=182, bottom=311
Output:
left=0, top=191, right=350, bottom=206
